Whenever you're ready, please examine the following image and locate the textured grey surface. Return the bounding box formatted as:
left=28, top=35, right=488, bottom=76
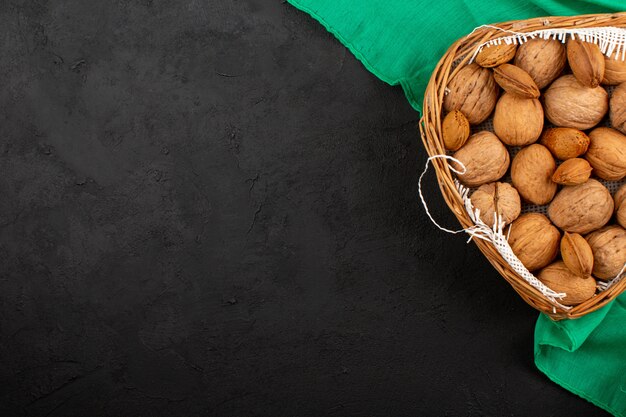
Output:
left=0, top=1, right=609, bottom=416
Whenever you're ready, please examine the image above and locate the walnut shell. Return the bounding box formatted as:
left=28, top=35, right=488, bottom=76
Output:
left=452, top=131, right=510, bottom=187
left=548, top=179, right=614, bottom=234
left=544, top=75, right=608, bottom=130
left=508, top=213, right=560, bottom=272
left=609, top=82, right=626, bottom=134
left=493, top=93, right=544, bottom=146
left=540, top=128, right=590, bottom=160
left=561, top=232, right=594, bottom=277
left=469, top=182, right=521, bottom=227
left=537, top=261, right=597, bottom=305
left=475, top=43, right=517, bottom=68
left=514, top=38, right=566, bottom=89
left=567, top=39, right=605, bottom=88
left=442, top=110, right=470, bottom=151
left=586, top=127, right=626, bottom=181
left=551, top=158, right=592, bottom=185
left=615, top=184, right=626, bottom=228
left=511, top=144, right=557, bottom=205
left=602, top=51, right=626, bottom=85
left=586, top=225, right=626, bottom=279
left=493, top=64, right=540, bottom=99
left=443, top=63, right=499, bottom=124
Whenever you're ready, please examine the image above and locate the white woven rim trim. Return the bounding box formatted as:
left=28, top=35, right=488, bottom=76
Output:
left=467, top=25, right=626, bottom=64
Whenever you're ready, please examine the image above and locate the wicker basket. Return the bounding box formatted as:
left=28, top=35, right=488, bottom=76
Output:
left=419, top=13, right=626, bottom=320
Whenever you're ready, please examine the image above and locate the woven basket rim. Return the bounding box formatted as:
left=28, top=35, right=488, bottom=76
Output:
left=419, top=12, right=626, bottom=320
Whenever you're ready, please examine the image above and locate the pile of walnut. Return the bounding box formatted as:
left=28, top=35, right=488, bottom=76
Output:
left=442, top=37, right=626, bottom=306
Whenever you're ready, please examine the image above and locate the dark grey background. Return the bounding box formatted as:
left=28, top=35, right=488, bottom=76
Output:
left=0, top=1, right=609, bottom=416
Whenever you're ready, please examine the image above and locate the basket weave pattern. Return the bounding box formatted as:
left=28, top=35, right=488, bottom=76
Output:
left=419, top=13, right=626, bottom=320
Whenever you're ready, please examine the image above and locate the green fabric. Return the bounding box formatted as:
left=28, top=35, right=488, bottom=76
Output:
left=288, top=0, right=619, bottom=112
left=287, top=0, right=626, bottom=415
left=535, top=298, right=626, bottom=416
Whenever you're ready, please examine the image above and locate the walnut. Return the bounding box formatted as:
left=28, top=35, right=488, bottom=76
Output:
left=511, top=144, right=557, bottom=205
left=469, top=182, right=521, bottom=227
left=537, top=261, right=597, bottom=305
left=443, top=63, right=499, bottom=124
left=507, top=213, right=560, bottom=271
left=586, top=127, right=626, bottom=181
left=548, top=179, right=614, bottom=234
left=452, top=131, right=510, bottom=187
left=610, top=82, right=626, bottom=135
left=544, top=75, right=608, bottom=130
left=493, top=93, right=543, bottom=146
left=586, top=225, right=626, bottom=279
left=615, top=184, right=626, bottom=229
left=514, top=38, right=566, bottom=89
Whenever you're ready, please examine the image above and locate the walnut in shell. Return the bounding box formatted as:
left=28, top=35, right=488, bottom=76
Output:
left=609, top=82, right=626, bottom=135
left=442, top=110, right=470, bottom=151
left=544, top=75, right=608, bottom=130
left=616, top=184, right=626, bottom=229
left=510, top=144, right=557, bottom=205
left=514, top=38, right=566, bottom=89
left=443, top=63, right=499, bottom=124
left=586, top=127, right=626, bottom=181
left=493, top=93, right=543, bottom=146
left=561, top=232, right=594, bottom=278
left=547, top=179, right=614, bottom=234
left=540, top=128, right=590, bottom=160
left=586, top=225, right=626, bottom=280
left=493, top=64, right=540, bottom=99
left=551, top=158, right=592, bottom=185
left=537, top=261, right=597, bottom=305
left=602, top=51, right=626, bottom=85
left=567, top=38, right=605, bottom=88
left=452, top=131, right=510, bottom=187
left=507, top=213, right=561, bottom=272
left=469, top=182, right=521, bottom=227
left=475, top=43, right=517, bottom=68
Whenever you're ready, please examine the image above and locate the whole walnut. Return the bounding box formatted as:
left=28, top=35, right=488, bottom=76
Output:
left=544, top=75, right=608, bottom=130
left=511, top=144, right=557, bottom=205
left=610, top=82, right=626, bottom=134
left=452, top=131, right=510, bottom=187
left=548, top=179, right=614, bottom=234
left=586, top=127, right=626, bottom=181
left=537, top=261, right=597, bottom=305
left=616, top=184, right=626, bottom=229
left=469, top=182, right=521, bottom=227
left=540, top=128, right=590, bottom=160
left=514, top=38, right=566, bottom=89
left=443, top=63, right=499, bottom=124
left=602, top=51, right=626, bottom=85
left=507, top=213, right=561, bottom=272
left=586, top=225, right=626, bottom=279
left=493, top=93, right=544, bottom=146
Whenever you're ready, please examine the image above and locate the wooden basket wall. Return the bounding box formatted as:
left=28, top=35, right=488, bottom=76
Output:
left=419, top=13, right=626, bottom=320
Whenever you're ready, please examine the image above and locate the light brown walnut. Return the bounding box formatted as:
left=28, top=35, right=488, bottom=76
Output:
left=548, top=179, right=614, bottom=234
